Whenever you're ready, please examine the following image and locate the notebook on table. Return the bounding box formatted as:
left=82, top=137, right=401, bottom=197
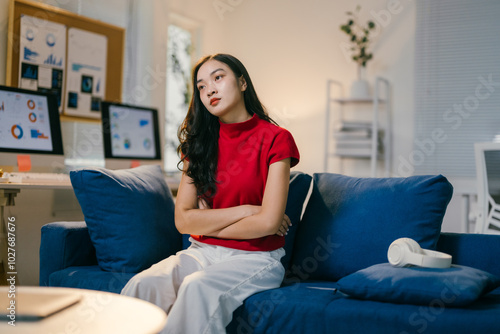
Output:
left=0, top=288, right=82, bottom=320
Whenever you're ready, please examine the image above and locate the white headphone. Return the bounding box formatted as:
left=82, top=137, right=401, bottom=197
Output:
left=387, top=238, right=452, bottom=269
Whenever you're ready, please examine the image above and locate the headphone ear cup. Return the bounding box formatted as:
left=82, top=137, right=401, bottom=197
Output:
left=400, top=237, right=422, bottom=254
left=387, top=238, right=422, bottom=267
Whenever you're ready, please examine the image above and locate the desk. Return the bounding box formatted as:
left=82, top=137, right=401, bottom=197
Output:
left=0, top=182, right=73, bottom=209
left=0, top=286, right=167, bottom=333
left=0, top=182, right=74, bottom=283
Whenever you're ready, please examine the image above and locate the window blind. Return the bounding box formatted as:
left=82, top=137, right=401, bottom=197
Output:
left=413, top=0, right=500, bottom=177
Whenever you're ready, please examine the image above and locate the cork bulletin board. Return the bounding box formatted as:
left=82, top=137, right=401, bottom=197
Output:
left=6, top=0, right=125, bottom=120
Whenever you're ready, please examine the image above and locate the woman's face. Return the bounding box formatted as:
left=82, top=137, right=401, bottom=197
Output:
left=196, top=59, right=248, bottom=123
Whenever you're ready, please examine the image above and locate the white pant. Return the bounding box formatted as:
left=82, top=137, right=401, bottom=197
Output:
left=121, top=238, right=285, bottom=334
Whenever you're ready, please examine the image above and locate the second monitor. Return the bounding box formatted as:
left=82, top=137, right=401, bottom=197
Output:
left=101, top=101, right=162, bottom=170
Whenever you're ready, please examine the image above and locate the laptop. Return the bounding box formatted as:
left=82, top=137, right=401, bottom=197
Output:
left=0, top=287, right=82, bottom=320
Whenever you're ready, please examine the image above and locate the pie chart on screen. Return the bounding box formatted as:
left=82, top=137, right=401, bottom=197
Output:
left=11, top=124, right=24, bottom=139
left=29, top=112, right=37, bottom=122
left=27, top=99, right=36, bottom=110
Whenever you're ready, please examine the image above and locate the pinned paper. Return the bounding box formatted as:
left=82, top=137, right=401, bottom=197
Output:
left=130, top=160, right=141, bottom=168
left=17, top=154, right=32, bottom=172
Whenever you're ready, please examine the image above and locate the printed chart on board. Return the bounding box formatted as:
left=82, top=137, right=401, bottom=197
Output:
left=18, top=15, right=66, bottom=113
left=65, top=27, right=108, bottom=119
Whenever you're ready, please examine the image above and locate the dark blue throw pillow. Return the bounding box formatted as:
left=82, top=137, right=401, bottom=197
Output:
left=291, top=174, right=453, bottom=281
left=337, top=263, right=500, bottom=307
left=281, top=172, right=312, bottom=269
left=70, top=165, right=182, bottom=273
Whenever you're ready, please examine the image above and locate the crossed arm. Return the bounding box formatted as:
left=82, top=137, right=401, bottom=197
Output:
left=174, top=158, right=292, bottom=239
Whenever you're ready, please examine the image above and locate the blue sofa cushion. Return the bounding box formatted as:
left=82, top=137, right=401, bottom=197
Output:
left=49, top=266, right=134, bottom=294
left=292, top=174, right=453, bottom=281
left=327, top=290, right=500, bottom=334
left=70, top=165, right=182, bottom=273
left=227, top=281, right=342, bottom=334
left=228, top=280, right=500, bottom=334
left=337, top=263, right=500, bottom=307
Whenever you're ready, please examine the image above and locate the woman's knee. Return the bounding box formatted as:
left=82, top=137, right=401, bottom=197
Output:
left=182, top=269, right=206, bottom=285
left=123, top=271, right=162, bottom=295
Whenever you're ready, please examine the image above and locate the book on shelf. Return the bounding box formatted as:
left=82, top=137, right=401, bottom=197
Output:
left=335, top=136, right=372, bottom=146
left=334, top=147, right=373, bottom=157
left=334, top=145, right=383, bottom=157
left=335, top=140, right=372, bottom=148
left=333, top=131, right=371, bottom=140
left=335, top=120, right=373, bottom=132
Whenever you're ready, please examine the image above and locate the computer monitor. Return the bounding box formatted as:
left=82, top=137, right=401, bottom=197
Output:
left=0, top=85, right=64, bottom=172
left=101, top=101, right=162, bottom=170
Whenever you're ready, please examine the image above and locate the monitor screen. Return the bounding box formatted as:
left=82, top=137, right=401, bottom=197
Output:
left=101, top=102, right=162, bottom=165
left=0, top=85, right=63, bottom=156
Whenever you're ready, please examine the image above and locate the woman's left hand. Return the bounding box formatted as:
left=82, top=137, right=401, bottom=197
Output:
left=276, top=214, right=291, bottom=237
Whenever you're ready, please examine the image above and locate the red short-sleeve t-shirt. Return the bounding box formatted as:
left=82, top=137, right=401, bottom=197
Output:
left=190, top=114, right=300, bottom=251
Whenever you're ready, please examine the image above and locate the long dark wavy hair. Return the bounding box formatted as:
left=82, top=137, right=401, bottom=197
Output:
left=177, top=54, right=276, bottom=198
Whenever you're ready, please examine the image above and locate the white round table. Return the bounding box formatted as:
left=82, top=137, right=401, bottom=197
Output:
left=0, top=286, right=167, bottom=333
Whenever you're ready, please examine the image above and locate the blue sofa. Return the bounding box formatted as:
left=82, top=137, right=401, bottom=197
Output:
left=40, top=166, right=500, bottom=333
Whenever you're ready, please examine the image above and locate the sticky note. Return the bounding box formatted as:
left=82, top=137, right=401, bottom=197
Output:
left=17, top=154, right=32, bottom=172
left=130, top=160, right=141, bottom=168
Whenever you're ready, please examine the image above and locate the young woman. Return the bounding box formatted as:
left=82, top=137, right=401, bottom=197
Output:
left=121, top=54, right=299, bottom=333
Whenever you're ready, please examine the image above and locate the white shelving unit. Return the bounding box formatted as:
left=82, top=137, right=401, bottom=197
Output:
left=324, top=77, right=391, bottom=177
